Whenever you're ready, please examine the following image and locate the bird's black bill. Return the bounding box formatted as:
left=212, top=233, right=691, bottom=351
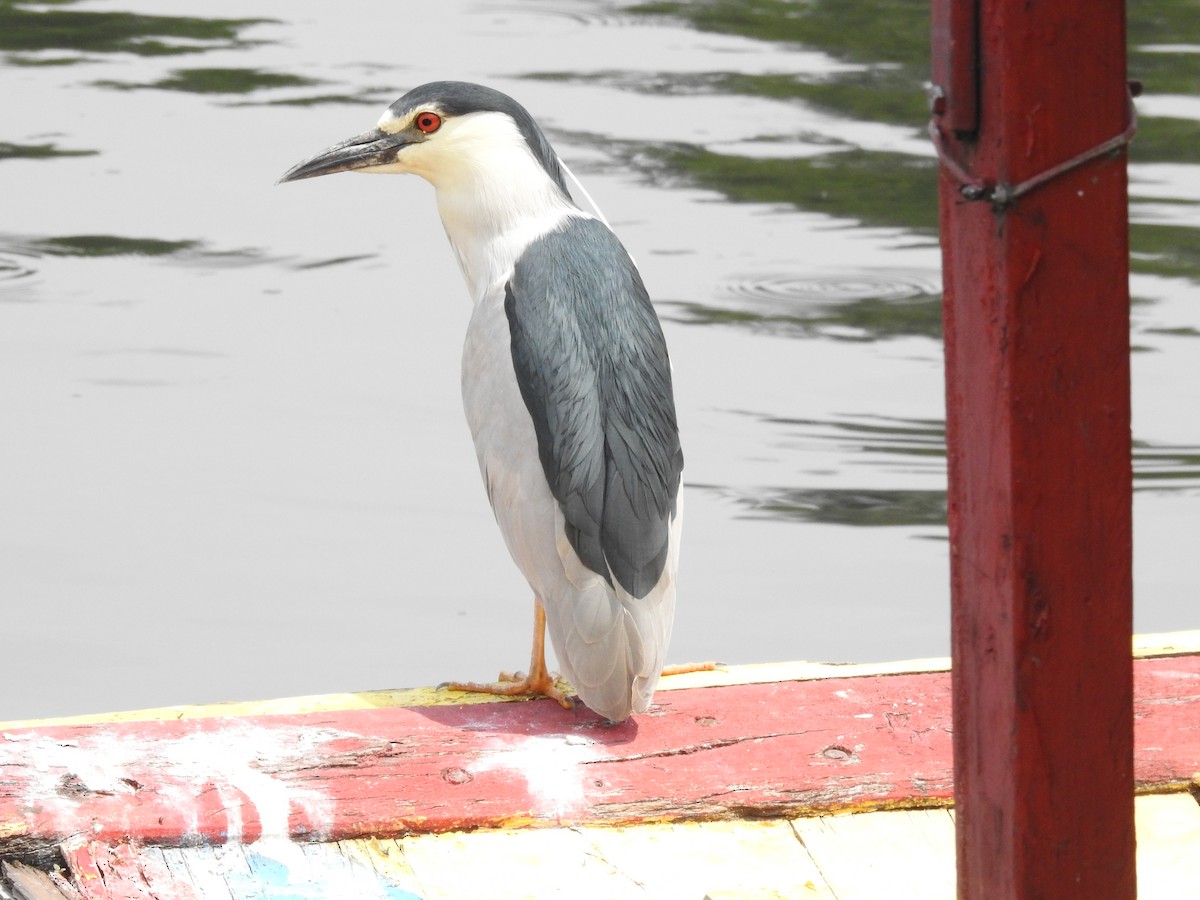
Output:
left=277, top=128, right=408, bottom=184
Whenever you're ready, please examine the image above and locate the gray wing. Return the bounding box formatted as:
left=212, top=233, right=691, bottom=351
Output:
left=504, top=217, right=682, bottom=599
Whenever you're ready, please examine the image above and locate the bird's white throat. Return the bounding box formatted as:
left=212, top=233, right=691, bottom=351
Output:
left=410, top=111, right=583, bottom=304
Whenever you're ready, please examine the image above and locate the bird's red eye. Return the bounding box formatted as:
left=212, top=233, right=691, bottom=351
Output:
left=415, top=112, right=442, bottom=134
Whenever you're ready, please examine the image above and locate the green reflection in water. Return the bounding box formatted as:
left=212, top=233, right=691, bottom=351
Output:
left=1131, top=116, right=1200, bottom=164
left=1129, top=224, right=1200, bottom=280
left=667, top=294, right=942, bottom=341
left=652, top=146, right=940, bottom=233
left=1129, top=0, right=1200, bottom=93
left=631, top=0, right=930, bottom=129
left=0, top=0, right=271, bottom=58
left=262, top=93, right=383, bottom=108
left=0, top=140, right=96, bottom=161
left=631, top=0, right=1200, bottom=286
left=28, top=235, right=201, bottom=257
left=632, top=0, right=927, bottom=65
left=98, top=67, right=317, bottom=95
left=1134, top=440, right=1200, bottom=487
left=744, top=487, right=948, bottom=527
left=723, top=429, right=1196, bottom=528
left=714, top=70, right=927, bottom=127
left=773, top=414, right=946, bottom=461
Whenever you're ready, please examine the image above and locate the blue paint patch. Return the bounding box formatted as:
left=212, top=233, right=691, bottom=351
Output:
left=239, top=844, right=424, bottom=900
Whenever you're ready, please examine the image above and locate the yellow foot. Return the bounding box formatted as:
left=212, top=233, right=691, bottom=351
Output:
left=444, top=671, right=575, bottom=710
left=661, top=661, right=721, bottom=677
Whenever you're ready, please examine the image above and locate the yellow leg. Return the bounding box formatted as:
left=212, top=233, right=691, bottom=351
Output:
left=444, top=599, right=574, bottom=709
left=661, top=661, right=720, bottom=677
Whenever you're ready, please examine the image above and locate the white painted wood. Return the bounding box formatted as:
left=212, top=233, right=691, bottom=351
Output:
left=398, top=826, right=644, bottom=899
left=792, top=808, right=957, bottom=899
left=1135, top=793, right=1200, bottom=899
left=580, top=819, right=832, bottom=899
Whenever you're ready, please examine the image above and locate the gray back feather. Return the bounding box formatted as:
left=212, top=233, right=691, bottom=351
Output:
left=504, top=218, right=682, bottom=599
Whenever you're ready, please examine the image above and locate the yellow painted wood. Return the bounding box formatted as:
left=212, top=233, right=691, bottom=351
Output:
left=5, top=629, right=1195, bottom=729
left=580, top=819, right=832, bottom=898
left=21, top=791, right=1200, bottom=897
left=0, top=684, right=512, bottom=729
left=1133, top=630, right=1200, bottom=658
left=1135, top=793, right=1200, bottom=898
left=792, top=808, right=957, bottom=899
left=397, top=827, right=641, bottom=899
left=333, top=838, right=427, bottom=897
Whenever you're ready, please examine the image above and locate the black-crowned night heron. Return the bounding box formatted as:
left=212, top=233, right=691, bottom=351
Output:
left=279, top=82, right=683, bottom=722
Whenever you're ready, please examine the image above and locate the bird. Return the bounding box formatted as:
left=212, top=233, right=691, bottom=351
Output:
left=279, top=81, right=683, bottom=722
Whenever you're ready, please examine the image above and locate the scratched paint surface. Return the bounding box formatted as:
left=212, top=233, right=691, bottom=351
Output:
left=1, top=0, right=1197, bottom=721
left=2, top=655, right=1198, bottom=861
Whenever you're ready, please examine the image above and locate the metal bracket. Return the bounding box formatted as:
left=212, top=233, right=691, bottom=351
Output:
left=929, top=83, right=1140, bottom=210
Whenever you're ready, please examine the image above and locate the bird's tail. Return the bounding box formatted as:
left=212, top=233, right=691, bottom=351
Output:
left=549, top=576, right=675, bottom=723
left=548, top=502, right=682, bottom=722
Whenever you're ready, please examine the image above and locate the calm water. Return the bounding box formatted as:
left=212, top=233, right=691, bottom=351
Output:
left=2, top=0, right=1197, bottom=720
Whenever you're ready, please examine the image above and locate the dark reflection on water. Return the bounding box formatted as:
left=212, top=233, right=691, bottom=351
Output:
left=0, top=232, right=376, bottom=277
left=0, top=140, right=97, bottom=161
left=716, top=416, right=1199, bottom=529
left=769, top=414, right=946, bottom=465
left=0, top=233, right=281, bottom=281
left=752, top=487, right=947, bottom=527
left=631, top=0, right=928, bottom=66
left=623, top=0, right=934, bottom=230
left=1134, top=440, right=1200, bottom=490
left=0, top=255, right=35, bottom=287
left=260, top=92, right=386, bottom=108
left=293, top=254, right=380, bottom=271
left=1128, top=0, right=1200, bottom=93
left=1130, top=224, right=1200, bottom=281
left=0, top=0, right=271, bottom=59
left=483, top=5, right=646, bottom=28
left=97, top=67, right=317, bottom=95
left=26, top=234, right=202, bottom=257
left=626, top=0, right=1200, bottom=283
left=708, top=433, right=1199, bottom=530
left=699, top=483, right=948, bottom=528
left=647, top=146, right=940, bottom=233
left=667, top=269, right=942, bottom=340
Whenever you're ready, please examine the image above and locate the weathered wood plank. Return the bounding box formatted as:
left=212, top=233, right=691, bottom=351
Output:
left=29, top=795, right=1200, bottom=900
left=793, top=809, right=956, bottom=899
left=1, top=656, right=1197, bottom=863
left=1, top=673, right=951, bottom=856
left=581, top=820, right=831, bottom=898
left=1133, top=792, right=1200, bottom=898
left=7, top=632, right=1197, bottom=731
left=332, top=838, right=425, bottom=897
left=400, top=827, right=638, bottom=900
left=0, top=860, right=77, bottom=900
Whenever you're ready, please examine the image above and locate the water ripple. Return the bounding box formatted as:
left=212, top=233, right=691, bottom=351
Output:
left=472, top=5, right=647, bottom=28
left=1134, top=441, right=1200, bottom=490
left=667, top=268, right=942, bottom=340
left=0, top=254, right=36, bottom=283
left=722, top=269, right=941, bottom=306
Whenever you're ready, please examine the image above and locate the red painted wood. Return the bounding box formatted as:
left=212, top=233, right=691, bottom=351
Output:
left=932, top=1, right=1134, bottom=896
left=930, top=0, right=978, bottom=133
left=60, top=839, right=201, bottom=900
left=2, top=658, right=1195, bottom=857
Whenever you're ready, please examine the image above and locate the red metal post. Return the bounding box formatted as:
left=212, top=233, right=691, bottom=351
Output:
left=932, top=1, right=1135, bottom=897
